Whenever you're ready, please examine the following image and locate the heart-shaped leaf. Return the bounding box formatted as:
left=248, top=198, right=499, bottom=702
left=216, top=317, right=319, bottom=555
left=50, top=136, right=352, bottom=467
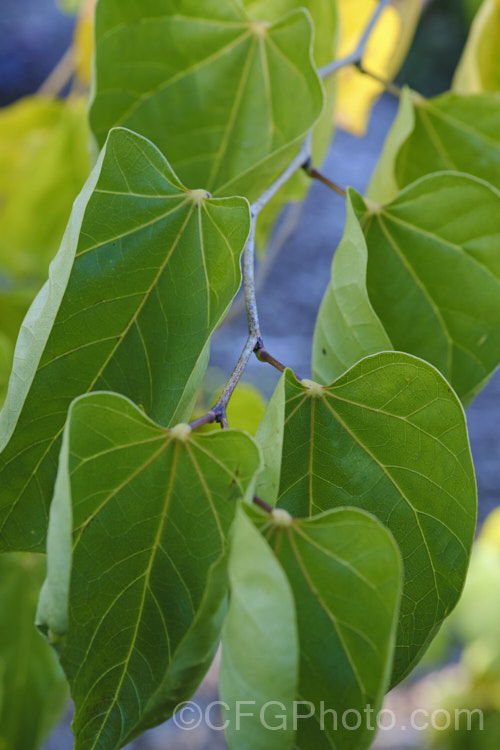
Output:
left=260, top=505, right=402, bottom=750
left=316, top=174, right=500, bottom=405
left=89, top=0, right=324, bottom=202
left=220, top=507, right=299, bottom=750
left=37, top=391, right=261, bottom=750
left=0, top=127, right=250, bottom=553
left=258, top=353, right=476, bottom=684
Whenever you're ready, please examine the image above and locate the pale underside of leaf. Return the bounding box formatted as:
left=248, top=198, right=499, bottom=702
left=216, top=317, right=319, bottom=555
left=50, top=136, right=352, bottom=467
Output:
left=312, top=188, right=393, bottom=385
left=220, top=508, right=298, bottom=750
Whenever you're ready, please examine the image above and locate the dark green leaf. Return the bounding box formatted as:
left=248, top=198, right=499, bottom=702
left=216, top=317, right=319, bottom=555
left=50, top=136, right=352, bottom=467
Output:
left=266, top=506, right=402, bottom=750
left=89, top=0, right=324, bottom=202
left=260, top=353, right=476, bottom=684
left=363, top=174, right=500, bottom=404
left=0, top=127, right=250, bottom=553
left=316, top=175, right=500, bottom=404
left=37, top=391, right=261, bottom=750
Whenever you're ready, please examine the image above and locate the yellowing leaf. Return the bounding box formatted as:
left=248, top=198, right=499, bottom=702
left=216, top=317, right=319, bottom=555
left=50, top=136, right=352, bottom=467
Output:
left=453, top=0, right=500, bottom=93
left=479, top=507, right=500, bottom=548
left=336, top=0, right=422, bottom=135
left=0, top=96, right=90, bottom=279
left=73, top=0, right=96, bottom=87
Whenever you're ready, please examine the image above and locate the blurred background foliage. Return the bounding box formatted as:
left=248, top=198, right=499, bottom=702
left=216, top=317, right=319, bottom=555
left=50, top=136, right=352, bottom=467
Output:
left=0, top=1, right=499, bottom=749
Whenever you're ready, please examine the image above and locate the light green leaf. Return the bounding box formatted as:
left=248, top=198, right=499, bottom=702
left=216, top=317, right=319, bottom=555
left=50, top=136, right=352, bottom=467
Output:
left=454, top=0, right=500, bottom=93
left=37, top=391, right=261, bottom=750
left=254, top=374, right=286, bottom=503
left=312, top=189, right=393, bottom=385
left=366, top=86, right=415, bottom=204
left=361, top=173, right=500, bottom=404
left=265, top=353, right=476, bottom=684
left=220, top=508, right=298, bottom=750
left=0, top=554, right=68, bottom=750
left=0, top=96, right=90, bottom=280
left=266, top=506, right=402, bottom=750
left=89, top=0, right=324, bottom=203
left=0, top=126, right=250, bottom=553
left=369, top=88, right=500, bottom=202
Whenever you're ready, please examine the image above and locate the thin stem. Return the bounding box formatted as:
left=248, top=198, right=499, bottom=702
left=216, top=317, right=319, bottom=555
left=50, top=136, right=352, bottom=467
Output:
left=303, top=164, right=347, bottom=198
left=255, top=347, right=287, bottom=374
left=243, top=221, right=261, bottom=339
left=355, top=62, right=403, bottom=97
left=38, top=46, right=75, bottom=97
left=188, top=411, right=216, bottom=430
left=252, top=495, right=274, bottom=514
left=211, top=333, right=260, bottom=428
left=195, top=130, right=314, bottom=431
left=251, top=134, right=312, bottom=218
left=319, top=0, right=391, bottom=80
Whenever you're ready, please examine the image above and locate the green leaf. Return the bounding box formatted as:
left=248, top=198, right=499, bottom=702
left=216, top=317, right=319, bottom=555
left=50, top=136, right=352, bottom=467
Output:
left=0, top=96, right=90, bottom=280
left=219, top=507, right=298, bottom=750
left=454, top=0, right=500, bottom=93
left=0, top=126, right=250, bottom=553
left=254, top=374, right=286, bottom=503
left=366, top=87, right=415, bottom=205
left=265, top=506, right=402, bottom=750
left=312, top=189, right=393, bottom=385
left=37, top=391, right=261, bottom=750
left=89, top=0, right=324, bottom=203
left=0, top=553, right=68, bottom=750
left=361, top=173, right=500, bottom=404
left=369, top=88, right=500, bottom=202
left=242, top=0, right=338, bottom=250
left=262, top=353, right=476, bottom=684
